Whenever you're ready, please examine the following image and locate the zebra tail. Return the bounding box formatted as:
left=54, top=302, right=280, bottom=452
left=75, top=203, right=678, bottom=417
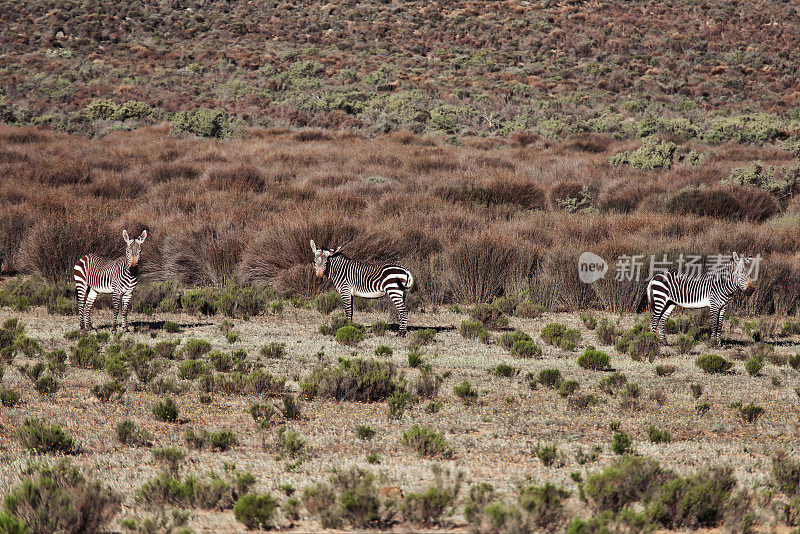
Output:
left=636, top=281, right=652, bottom=314
left=405, top=271, right=416, bottom=292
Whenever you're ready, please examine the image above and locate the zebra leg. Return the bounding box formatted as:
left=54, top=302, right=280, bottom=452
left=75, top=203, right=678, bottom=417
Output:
left=84, top=289, right=98, bottom=330
left=76, top=283, right=87, bottom=330
left=387, top=289, right=408, bottom=336
left=657, top=302, right=676, bottom=344
left=709, top=305, right=722, bottom=344
left=112, top=292, right=121, bottom=331
left=650, top=298, right=668, bottom=341
left=340, top=290, right=353, bottom=323
left=718, top=304, right=728, bottom=343
left=121, top=291, right=133, bottom=331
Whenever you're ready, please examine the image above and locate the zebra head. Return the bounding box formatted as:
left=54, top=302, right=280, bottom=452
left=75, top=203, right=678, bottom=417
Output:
left=732, top=252, right=755, bottom=295
left=123, top=230, right=147, bottom=269
left=310, top=240, right=341, bottom=279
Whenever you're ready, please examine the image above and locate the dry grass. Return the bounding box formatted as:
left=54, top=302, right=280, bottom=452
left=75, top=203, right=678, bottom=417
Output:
left=0, top=304, right=798, bottom=531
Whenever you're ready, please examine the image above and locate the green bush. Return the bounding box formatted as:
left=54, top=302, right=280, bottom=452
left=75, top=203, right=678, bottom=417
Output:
left=153, top=398, right=179, bottom=422
left=355, top=425, right=375, bottom=440
left=655, top=364, right=676, bottom=376
left=614, top=327, right=660, bottom=362
left=301, top=358, right=399, bottom=402
left=611, top=432, right=634, bottom=455
left=34, top=374, right=58, bottom=395
left=596, top=318, right=621, bottom=345
left=414, top=328, right=437, bottom=346
left=275, top=426, right=306, bottom=459
left=598, top=371, right=628, bottom=394
left=178, top=359, right=207, bottom=380
left=772, top=453, right=800, bottom=497
left=152, top=447, right=186, bottom=475
left=519, top=482, right=571, bottom=528
left=374, top=345, right=393, bottom=358
left=578, top=346, right=610, bottom=370
left=647, top=425, right=671, bottom=444
left=163, top=321, right=181, bottom=333
left=387, top=390, right=415, bottom=420
left=789, top=354, right=800, bottom=370
left=744, top=357, right=763, bottom=376
left=490, top=363, right=519, bottom=378
left=154, top=340, right=181, bottom=359
left=583, top=455, right=669, bottom=513
left=181, top=338, right=211, bottom=359
left=537, top=368, right=563, bottom=388
left=608, top=135, right=677, bottom=170
left=401, top=425, right=453, bottom=458
left=580, top=312, right=598, bottom=330
left=319, top=313, right=350, bottom=336
left=371, top=320, right=390, bottom=336
left=407, top=347, right=423, bottom=368
left=676, top=334, right=696, bottom=354
left=696, top=354, right=733, bottom=374
left=104, top=354, right=130, bottom=381
left=558, top=380, right=579, bottom=397
left=453, top=380, right=478, bottom=404
left=170, top=107, right=232, bottom=138
left=92, top=380, right=125, bottom=403
left=402, top=465, right=462, bottom=527
left=646, top=467, right=735, bottom=528
left=541, top=323, right=581, bottom=351
left=739, top=402, right=764, bottom=423
left=116, top=419, right=153, bottom=447
left=460, top=319, right=488, bottom=340
left=469, top=304, right=508, bottom=330
left=0, top=387, right=21, bottom=407
left=16, top=418, right=77, bottom=454
left=511, top=340, right=543, bottom=358
left=209, top=429, right=239, bottom=451
left=499, top=330, right=531, bottom=350
left=335, top=325, right=365, bottom=346
left=3, top=460, right=121, bottom=534
left=69, top=335, right=104, bottom=369
left=533, top=442, right=559, bottom=467
left=234, top=493, right=278, bottom=530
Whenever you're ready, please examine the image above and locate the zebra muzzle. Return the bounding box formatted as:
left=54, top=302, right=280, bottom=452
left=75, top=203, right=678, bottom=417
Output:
left=744, top=280, right=755, bottom=296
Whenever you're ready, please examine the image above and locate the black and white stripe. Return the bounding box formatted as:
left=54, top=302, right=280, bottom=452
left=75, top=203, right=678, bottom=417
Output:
left=74, top=230, right=147, bottom=331
left=311, top=240, right=414, bottom=335
left=647, top=253, right=754, bottom=343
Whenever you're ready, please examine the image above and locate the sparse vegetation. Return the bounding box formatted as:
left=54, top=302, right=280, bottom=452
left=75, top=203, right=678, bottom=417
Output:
left=696, top=354, right=734, bottom=374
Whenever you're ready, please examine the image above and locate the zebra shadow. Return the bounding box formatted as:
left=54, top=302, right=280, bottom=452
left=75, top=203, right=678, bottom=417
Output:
left=386, top=324, right=456, bottom=333
left=129, top=320, right=214, bottom=331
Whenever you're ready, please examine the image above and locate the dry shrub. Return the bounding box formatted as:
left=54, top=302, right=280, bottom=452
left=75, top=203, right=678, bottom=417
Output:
left=446, top=232, right=538, bottom=304
left=148, top=162, right=198, bottom=183
left=293, top=129, right=332, bottom=142
left=240, top=211, right=402, bottom=293
left=19, top=208, right=121, bottom=282
left=541, top=246, right=597, bottom=311
left=0, top=205, right=33, bottom=273
left=88, top=170, right=146, bottom=199
left=485, top=176, right=546, bottom=210
left=205, top=165, right=267, bottom=193
left=162, top=218, right=245, bottom=286
left=665, top=187, right=742, bottom=220
left=562, top=132, right=611, bottom=153
left=728, top=186, right=780, bottom=222
left=599, top=182, right=664, bottom=213
left=509, top=131, right=539, bottom=147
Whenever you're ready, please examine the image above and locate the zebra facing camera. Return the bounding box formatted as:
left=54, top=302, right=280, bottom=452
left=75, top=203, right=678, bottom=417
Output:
left=578, top=252, right=608, bottom=284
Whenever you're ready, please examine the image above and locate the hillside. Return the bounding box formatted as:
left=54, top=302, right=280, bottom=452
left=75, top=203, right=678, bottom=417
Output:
left=1, top=0, right=800, bottom=140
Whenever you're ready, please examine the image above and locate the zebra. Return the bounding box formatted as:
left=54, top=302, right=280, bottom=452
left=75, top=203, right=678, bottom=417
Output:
left=311, top=240, right=414, bottom=335
left=647, top=252, right=754, bottom=344
left=73, top=230, right=147, bottom=331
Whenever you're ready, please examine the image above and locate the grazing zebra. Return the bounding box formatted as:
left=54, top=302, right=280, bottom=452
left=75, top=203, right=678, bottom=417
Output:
left=647, top=253, right=754, bottom=344
left=74, top=230, right=147, bottom=331
left=311, top=240, right=414, bottom=335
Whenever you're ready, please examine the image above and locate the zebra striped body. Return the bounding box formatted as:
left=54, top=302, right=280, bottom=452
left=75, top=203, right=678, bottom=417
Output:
left=647, top=254, right=754, bottom=343
left=311, top=241, right=414, bottom=335
left=74, top=230, right=146, bottom=331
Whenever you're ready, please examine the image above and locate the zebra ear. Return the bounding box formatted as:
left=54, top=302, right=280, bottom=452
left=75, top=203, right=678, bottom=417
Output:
left=310, top=240, right=317, bottom=254
left=136, top=230, right=147, bottom=244
left=122, top=230, right=132, bottom=244
left=732, top=251, right=740, bottom=262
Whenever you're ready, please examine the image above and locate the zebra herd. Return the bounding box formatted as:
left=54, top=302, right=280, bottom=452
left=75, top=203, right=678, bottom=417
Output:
left=74, top=230, right=756, bottom=344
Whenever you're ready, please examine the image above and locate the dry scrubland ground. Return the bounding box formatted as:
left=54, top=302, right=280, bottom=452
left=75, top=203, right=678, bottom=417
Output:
left=1, top=303, right=799, bottom=532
